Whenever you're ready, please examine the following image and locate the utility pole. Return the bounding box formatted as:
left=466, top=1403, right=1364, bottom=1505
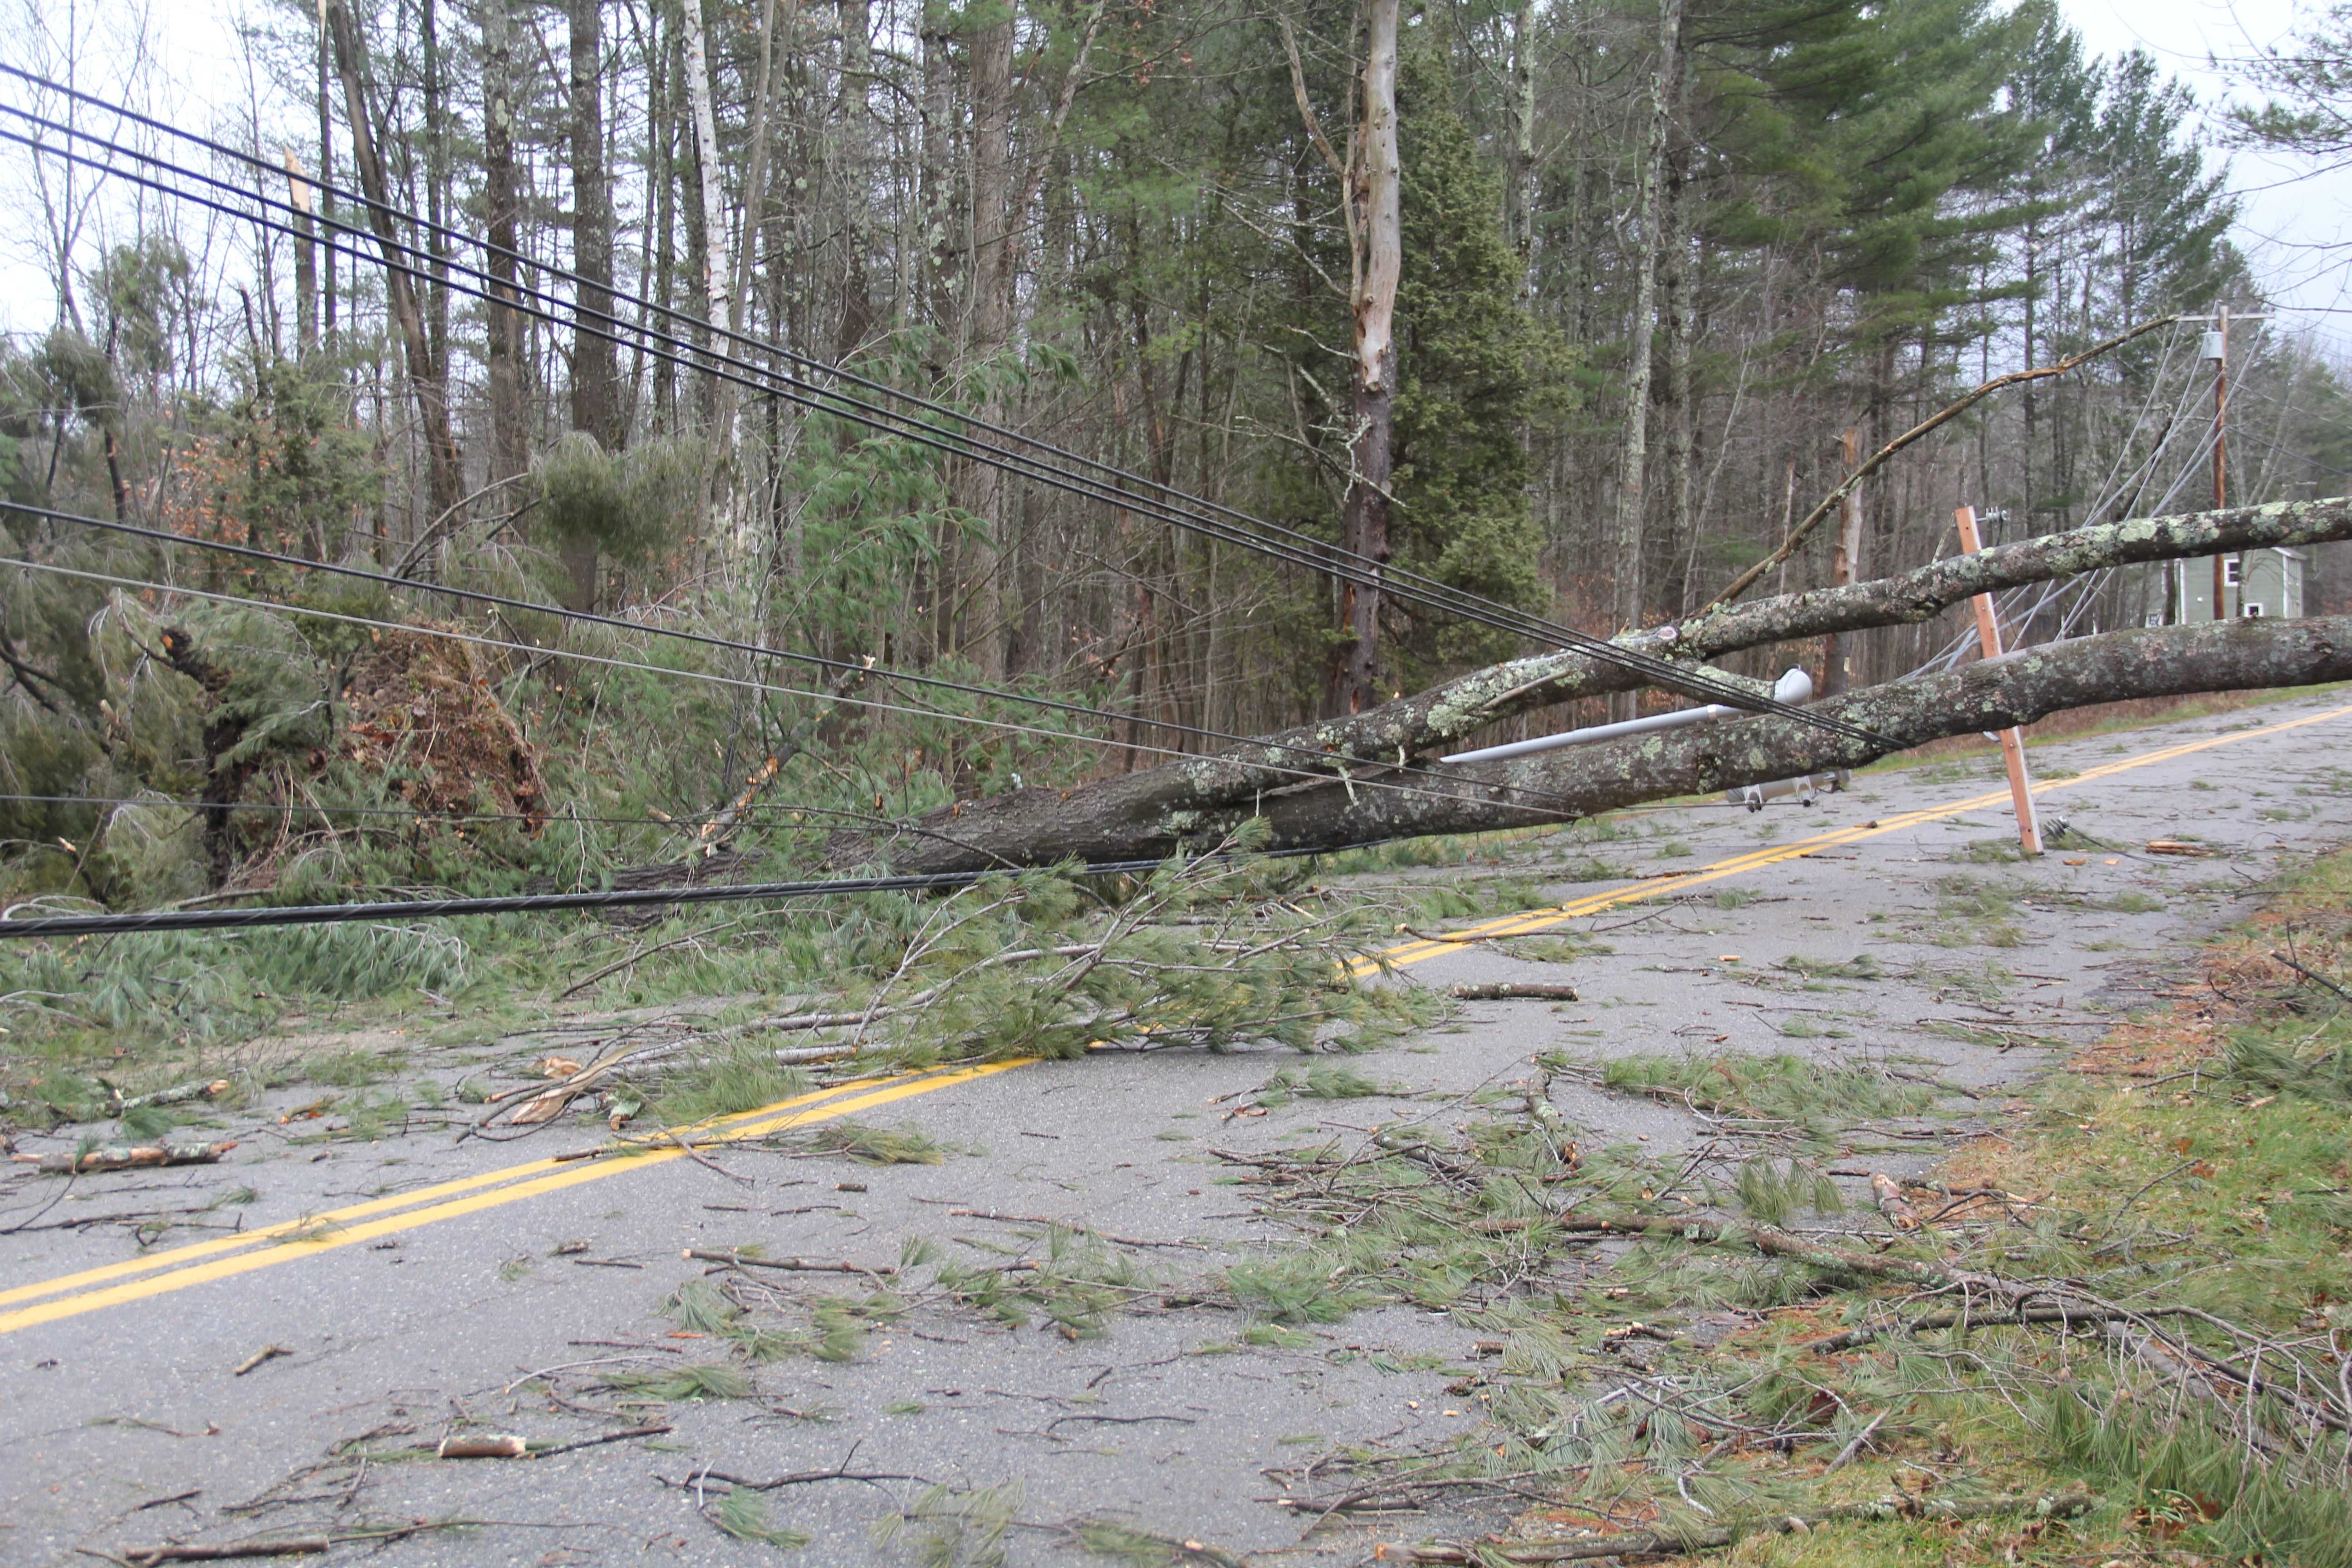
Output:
left=2210, top=305, right=2229, bottom=621
left=2186, top=307, right=2270, bottom=621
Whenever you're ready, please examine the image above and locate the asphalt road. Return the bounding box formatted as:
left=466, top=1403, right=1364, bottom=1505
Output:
left=5, top=691, right=2349, bottom=1566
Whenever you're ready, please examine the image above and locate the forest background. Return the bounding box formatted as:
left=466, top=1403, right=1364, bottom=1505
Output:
left=2, top=0, right=2351, bottom=933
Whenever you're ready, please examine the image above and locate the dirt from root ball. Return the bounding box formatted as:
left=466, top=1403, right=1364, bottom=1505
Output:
left=336, top=628, right=546, bottom=823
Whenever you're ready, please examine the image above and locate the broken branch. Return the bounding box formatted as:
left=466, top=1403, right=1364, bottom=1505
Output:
left=1446, top=982, right=1578, bottom=1001
left=16, top=1141, right=236, bottom=1175
left=1704, top=315, right=2177, bottom=609
left=683, top=1248, right=897, bottom=1278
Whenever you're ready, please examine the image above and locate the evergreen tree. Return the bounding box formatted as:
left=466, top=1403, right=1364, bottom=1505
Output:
left=2094, top=52, right=2238, bottom=323
left=1387, top=45, right=1558, bottom=686
left=2228, top=2, right=2352, bottom=163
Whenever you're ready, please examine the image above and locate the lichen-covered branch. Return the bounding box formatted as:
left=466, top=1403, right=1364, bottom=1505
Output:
left=855, top=612, right=2349, bottom=871
left=1252, top=494, right=2352, bottom=786
left=835, top=500, right=2348, bottom=871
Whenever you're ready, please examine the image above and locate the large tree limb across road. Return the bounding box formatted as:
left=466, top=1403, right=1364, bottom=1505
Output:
left=1242, top=613, right=2351, bottom=853
left=833, top=497, right=2350, bottom=872
left=866, top=614, right=2350, bottom=871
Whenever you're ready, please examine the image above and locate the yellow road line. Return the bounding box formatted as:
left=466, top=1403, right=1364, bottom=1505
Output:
left=1356, top=700, right=2352, bottom=975
left=9, top=701, right=2344, bottom=1336
left=0, top=1060, right=1027, bottom=1335
left=0, top=1071, right=894, bottom=1313
left=0, top=1064, right=917, bottom=1313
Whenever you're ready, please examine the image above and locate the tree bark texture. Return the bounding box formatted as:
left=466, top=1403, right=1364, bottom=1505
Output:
left=1609, top=0, right=1683, bottom=680
left=317, top=10, right=337, bottom=343
left=832, top=0, right=876, bottom=358
left=706, top=0, right=784, bottom=487
left=680, top=0, right=732, bottom=335
left=480, top=0, right=528, bottom=488
left=285, top=152, right=317, bottom=355
left=321, top=0, right=465, bottom=524
left=564, top=0, right=617, bottom=611
left=826, top=495, right=2352, bottom=871
left=421, top=0, right=452, bottom=383
left=1507, top=0, right=1538, bottom=277
left=849, top=612, right=2352, bottom=871
left=918, top=7, right=957, bottom=346
left=1334, top=0, right=1401, bottom=716
left=1656, top=64, right=1693, bottom=612
left=956, top=4, right=1016, bottom=680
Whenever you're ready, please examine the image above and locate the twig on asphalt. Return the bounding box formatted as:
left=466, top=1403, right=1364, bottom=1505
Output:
left=1447, top=982, right=1579, bottom=1001
left=231, top=1345, right=290, bottom=1377
left=528, top=1423, right=673, bottom=1458
left=684, top=1248, right=897, bottom=1284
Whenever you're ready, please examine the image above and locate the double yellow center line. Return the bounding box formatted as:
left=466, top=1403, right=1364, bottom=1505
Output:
left=5, top=700, right=2343, bottom=1336
left=0, top=1059, right=1026, bottom=1336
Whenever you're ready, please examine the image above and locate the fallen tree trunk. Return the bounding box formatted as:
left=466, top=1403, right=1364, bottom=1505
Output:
left=853, top=612, right=2352, bottom=870
left=832, top=497, right=2350, bottom=871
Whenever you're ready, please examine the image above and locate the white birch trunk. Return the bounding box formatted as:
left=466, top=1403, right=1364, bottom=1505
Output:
left=1335, top=0, right=1401, bottom=715
left=1609, top=0, right=1683, bottom=694
left=680, top=0, right=732, bottom=335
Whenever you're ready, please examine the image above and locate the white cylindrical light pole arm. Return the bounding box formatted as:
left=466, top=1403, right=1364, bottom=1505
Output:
left=1441, top=669, right=1813, bottom=764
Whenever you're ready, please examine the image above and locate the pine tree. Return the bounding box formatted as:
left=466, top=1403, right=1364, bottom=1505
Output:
left=1387, top=44, right=1557, bottom=688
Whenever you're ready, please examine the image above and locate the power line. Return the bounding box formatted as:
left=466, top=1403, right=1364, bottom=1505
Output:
left=0, top=116, right=1535, bottom=641
left=0, top=77, right=1875, bottom=743
left=0, top=853, right=1289, bottom=939
left=0, top=137, right=1850, bottom=749
left=1906, top=332, right=2212, bottom=679
left=0, top=67, right=1598, bottom=647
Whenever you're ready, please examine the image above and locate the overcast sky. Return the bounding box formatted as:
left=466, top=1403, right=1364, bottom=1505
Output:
left=1, top=0, right=2345, bottom=349
left=2063, top=0, right=2350, bottom=348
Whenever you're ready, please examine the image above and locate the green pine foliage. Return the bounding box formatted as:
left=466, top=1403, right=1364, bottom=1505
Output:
left=1388, top=45, right=1570, bottom=687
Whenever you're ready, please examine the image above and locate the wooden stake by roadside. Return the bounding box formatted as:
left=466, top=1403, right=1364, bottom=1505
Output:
left=1955, top=505, right=2041, bottom=857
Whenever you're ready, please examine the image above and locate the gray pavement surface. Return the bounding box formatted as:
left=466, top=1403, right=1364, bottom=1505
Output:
left=4, top=690, right=2349, bottom=1566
